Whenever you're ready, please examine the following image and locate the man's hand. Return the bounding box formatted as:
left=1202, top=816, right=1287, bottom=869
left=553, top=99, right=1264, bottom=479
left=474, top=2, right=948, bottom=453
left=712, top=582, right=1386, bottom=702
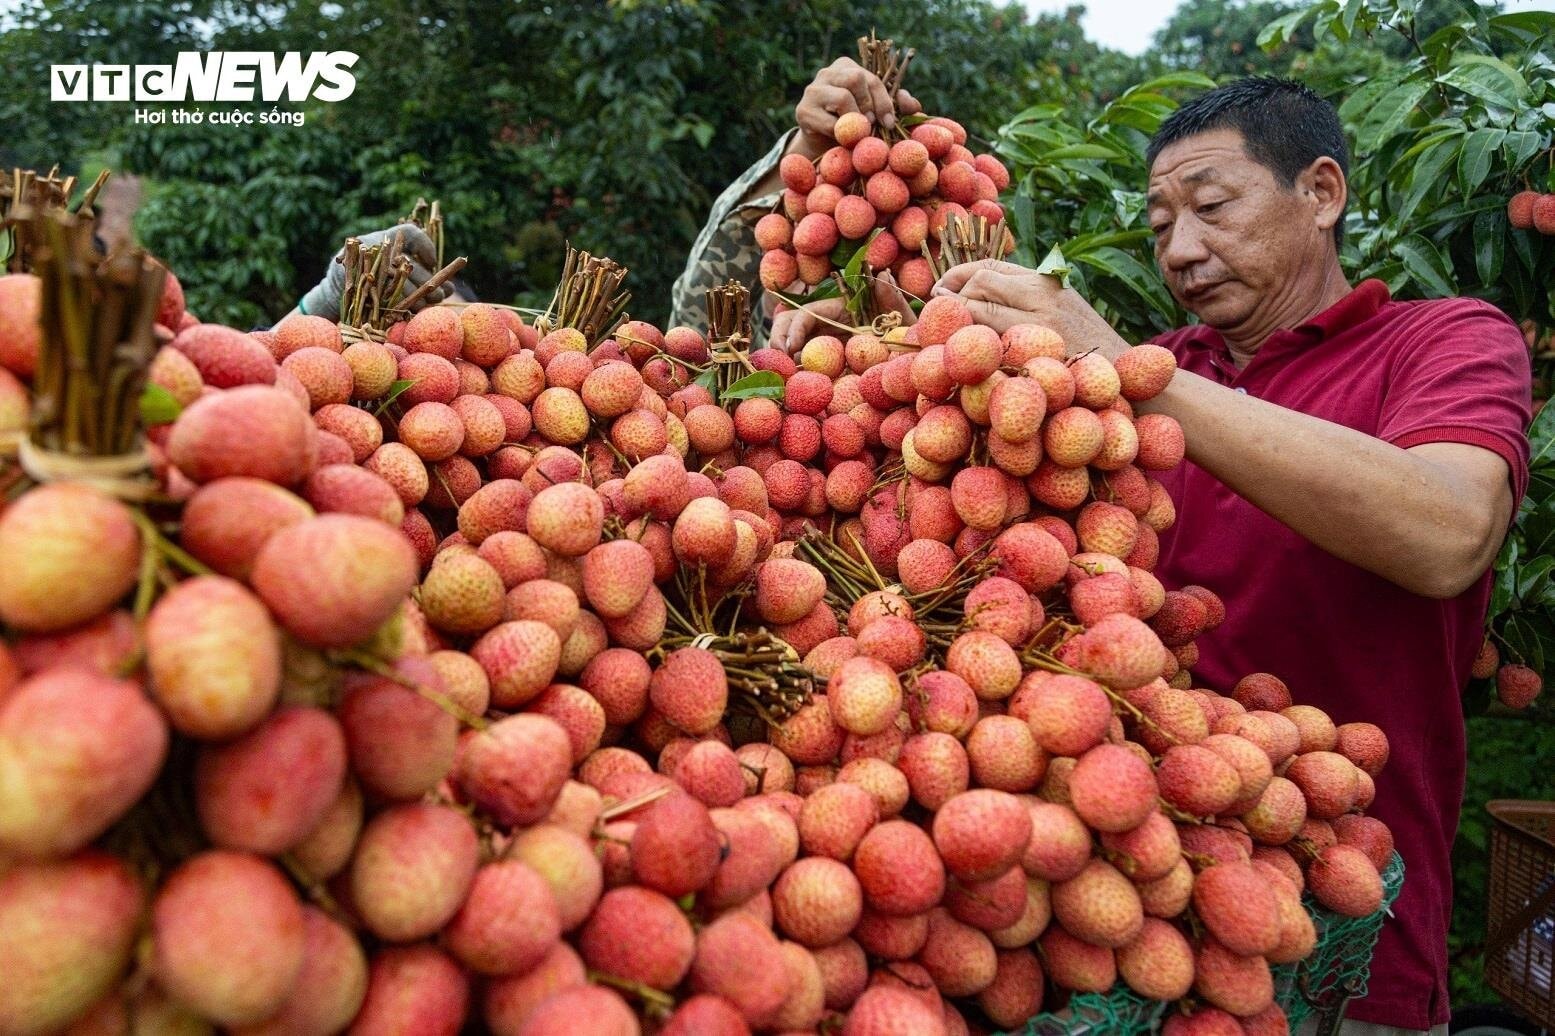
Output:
left=933, top=259, right=1131, bottom=358
left=795, top=58, right=921, bottom=158
left=298, top=223, right=446, bottom=321
left=769, top=272, right=916, bottom=355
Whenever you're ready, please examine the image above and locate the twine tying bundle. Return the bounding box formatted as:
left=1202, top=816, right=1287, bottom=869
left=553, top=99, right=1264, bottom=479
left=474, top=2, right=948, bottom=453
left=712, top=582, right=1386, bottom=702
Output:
left=16, top=439, right=156, bottom=500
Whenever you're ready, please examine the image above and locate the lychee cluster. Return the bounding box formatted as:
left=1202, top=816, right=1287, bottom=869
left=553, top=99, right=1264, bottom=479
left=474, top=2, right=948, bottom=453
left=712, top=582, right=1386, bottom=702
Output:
left=1472, top=635, right=1544, bottom=710
left=0, top=230, right=1403, bottom=1035
left=758, top=113, right=1014, bottom=303
left=1508, top=190, right=1555, bottom=235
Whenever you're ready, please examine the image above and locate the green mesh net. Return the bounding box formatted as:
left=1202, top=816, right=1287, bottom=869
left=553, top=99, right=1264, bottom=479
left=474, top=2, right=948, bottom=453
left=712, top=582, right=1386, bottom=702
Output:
left=1000, top=853, right=1405, bottom=1035
left=1278, top=853, right=1406, bottom=1030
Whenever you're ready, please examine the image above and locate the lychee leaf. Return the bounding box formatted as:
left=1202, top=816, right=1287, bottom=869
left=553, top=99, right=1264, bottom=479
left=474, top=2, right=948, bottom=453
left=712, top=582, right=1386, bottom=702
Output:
left=1036, top=244, right=1070, bottom=283
left=693, top=368, right=718, bottom=394
left=841, top=229, right=883, bottom=283
left=139, top=383, right=182, bottom=426
left=373, top=379, right=418, bottom=416
left=830, top=237, right=866, bottom=270
left=770, top=282, right=840, bottom=308
left=721, top=371, right=785, bottom=401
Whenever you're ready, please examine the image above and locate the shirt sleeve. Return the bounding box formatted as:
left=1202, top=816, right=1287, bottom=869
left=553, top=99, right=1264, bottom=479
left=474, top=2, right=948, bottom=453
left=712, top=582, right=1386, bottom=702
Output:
left=1378, top=299, right=1533, bottom=502
left=669, top=128, right=798, bottom=338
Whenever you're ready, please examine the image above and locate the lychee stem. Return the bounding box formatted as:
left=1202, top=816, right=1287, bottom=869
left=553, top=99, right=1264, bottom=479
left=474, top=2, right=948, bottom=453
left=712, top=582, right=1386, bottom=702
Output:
left=336, top=649, right=490, bottom=731
left=278, top=852, right=351, bottom=924
left=585, top=971, right=676, bottom=1012
left=1020, top=648, right=1183, bottom=750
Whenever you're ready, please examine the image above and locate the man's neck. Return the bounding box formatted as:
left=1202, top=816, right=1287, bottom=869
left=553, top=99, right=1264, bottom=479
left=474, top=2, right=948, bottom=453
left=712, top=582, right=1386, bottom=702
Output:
left=1223, top=259, right=1351, bottom=367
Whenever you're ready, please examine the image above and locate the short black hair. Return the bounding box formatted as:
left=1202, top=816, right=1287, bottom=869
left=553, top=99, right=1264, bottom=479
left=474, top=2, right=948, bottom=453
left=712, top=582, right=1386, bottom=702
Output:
left=1147, top=76, right=1349, bottom=246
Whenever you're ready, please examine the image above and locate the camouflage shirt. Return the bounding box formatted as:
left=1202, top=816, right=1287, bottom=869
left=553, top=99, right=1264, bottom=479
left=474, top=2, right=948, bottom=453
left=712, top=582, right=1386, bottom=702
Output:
left=669, top=129, right=797, bottom=342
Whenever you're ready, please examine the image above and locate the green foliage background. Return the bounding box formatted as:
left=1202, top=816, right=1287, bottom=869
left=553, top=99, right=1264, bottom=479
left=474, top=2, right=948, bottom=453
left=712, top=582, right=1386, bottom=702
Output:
left=4, top=0, right=1555, bottom=1015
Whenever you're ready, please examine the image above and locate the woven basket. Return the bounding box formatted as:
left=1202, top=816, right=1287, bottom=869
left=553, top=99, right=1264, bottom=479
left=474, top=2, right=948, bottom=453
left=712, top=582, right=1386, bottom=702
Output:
left=1003, top=852, right=1405, bottom=1034
left=1485, top=800, right=1555, bottom=1029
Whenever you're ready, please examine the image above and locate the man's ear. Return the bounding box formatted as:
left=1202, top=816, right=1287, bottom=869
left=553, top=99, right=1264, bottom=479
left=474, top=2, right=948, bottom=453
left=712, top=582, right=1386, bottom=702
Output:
left=1302, top=156, right=1347, bottom=236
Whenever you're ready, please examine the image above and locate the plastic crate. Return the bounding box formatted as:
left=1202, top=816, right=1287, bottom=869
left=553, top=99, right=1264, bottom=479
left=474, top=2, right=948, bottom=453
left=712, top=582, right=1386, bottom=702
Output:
left=1001, top=852, right=1405, bottom=1035
left=1485, top=800, right=1555, bottom=1029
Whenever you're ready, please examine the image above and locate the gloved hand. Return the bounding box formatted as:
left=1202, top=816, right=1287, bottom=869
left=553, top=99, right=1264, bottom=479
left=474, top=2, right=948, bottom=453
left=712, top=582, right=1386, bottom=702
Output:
left=297, top=223, right=447, bottom=320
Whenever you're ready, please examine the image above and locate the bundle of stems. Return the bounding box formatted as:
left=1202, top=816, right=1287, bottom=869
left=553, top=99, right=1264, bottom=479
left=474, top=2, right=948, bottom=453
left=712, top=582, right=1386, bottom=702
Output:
left=706, top=280, right=755, bottom=396
left=0, top=166, right=110, bottom=273
left=535, top=244, right=630, bottom=347
left=658, top=565, right=816, bottom=725
left=337, top=229, right=467, bottom=333
left=923, top=213, right=1015, bottom=282
left=27, top=209, right=163, bottom=465
left=403, top=197, right=445, bottom=271
left=857, top=31, right=915, bottom=140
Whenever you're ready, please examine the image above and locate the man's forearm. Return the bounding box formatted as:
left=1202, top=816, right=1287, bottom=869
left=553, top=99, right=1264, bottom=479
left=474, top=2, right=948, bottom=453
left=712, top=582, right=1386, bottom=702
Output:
left=1136, top=369, right=1506, bottom=598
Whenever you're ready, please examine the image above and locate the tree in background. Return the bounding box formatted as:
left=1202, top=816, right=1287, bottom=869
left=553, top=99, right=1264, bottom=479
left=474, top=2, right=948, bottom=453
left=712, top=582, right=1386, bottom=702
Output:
left=0, top=0, right=1139, bottom=326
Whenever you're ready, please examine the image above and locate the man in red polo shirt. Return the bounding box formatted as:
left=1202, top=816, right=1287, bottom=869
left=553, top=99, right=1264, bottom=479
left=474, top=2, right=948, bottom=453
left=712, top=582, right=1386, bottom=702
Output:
left=934, top=79, right=1529, bottom=1035
left=776, top=76, right=1530, bottom=1033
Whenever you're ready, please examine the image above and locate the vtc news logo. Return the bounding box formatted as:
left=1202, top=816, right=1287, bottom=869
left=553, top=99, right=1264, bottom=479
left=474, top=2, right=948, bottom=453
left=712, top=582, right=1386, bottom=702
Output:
left=51, top=52, right=358, bottom=103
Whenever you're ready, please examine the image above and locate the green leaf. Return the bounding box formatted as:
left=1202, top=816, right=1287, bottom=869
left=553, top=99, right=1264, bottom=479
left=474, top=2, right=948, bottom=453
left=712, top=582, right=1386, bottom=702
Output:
left=1440, top=56, right=1529, bottom=110
left=1257, top=7, right=1314, bottom=50
left=1072, top=246, right=1177, bottom=317
left=1488, top=10, right=1555, bottom=43
left=721, top=370, right=785, bottom=401
left=139, top=383, right=182, bottom=426
left=1473, top=209, right=1506, bottom=286
left=1491, top=536, right=1519, bottom=619
left=1042, top=143, right=1125, bottom=162
left=1502, top=130, right=1542, bottom=169
left=1393, top=235, right=1457, bottom=298
left=1518, top=555, right=1555, bottom=603
left=1036, top=244, right=1070, bottom=285
left=1339, top=0, right=1365, bottom=38
left=694, top=368, right=718, bottom=395
left=1120, top=72, right=1217, bottom=96
left=1457, top=128, right=1506, bottom=197
left=842, top=229, right=881, bottom=282
left=1355, top=79, right=1433, bottom=152
left=1528, top=396, right=1555, bottom=471
left=373, top=379, right=417, bottom=417
left=1396, top=138, right=1461, bottom=226
left=830, top=236, right=867, bottom=270
left=770, top=281, right=840, bottom=308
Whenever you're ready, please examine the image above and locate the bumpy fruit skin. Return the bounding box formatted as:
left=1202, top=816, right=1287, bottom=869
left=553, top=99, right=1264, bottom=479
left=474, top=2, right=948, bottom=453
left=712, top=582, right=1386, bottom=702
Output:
left=350, top=943, right=469, bottom=1035
left=454, top=713, right=572, bottom=826
left=442, top=859, right=562, bottom=977
left=0, top=851, right=145, bottom=1036
left=350, top=803, right=479, bottom=944
left=0, top=668, right=169, bottom=858
left=152, top=851, right=306, bottom=1027
left=0, top=484, right=141, bottom=633
left=1535, top=195, right=1555, bottom=235
left=853, top=819, right=946, bottom=916
left=230, top=906, right=366, bottom=1036
left=167, top=385, right=313, bottom=485
left=251, top=514, right=418, bottom=649
left=0, top=273, right=42, bottom=377
left=579, top=886, right=696, bottom=991
left=1509, top=190, right=1539, bottom=229
left=1497, top=663, right=1543, bottom=708
left=1069, top=743, right=1158, bottom=832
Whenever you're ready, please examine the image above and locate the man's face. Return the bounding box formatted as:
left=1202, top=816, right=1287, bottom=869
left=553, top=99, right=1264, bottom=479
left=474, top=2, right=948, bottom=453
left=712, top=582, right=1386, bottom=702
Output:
left=1146, top=128, right=1330, bottom=330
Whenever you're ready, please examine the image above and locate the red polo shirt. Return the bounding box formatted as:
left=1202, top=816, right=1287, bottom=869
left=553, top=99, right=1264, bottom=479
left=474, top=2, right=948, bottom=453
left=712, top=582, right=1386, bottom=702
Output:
left=1150, top=280, right=1531, bottom=1029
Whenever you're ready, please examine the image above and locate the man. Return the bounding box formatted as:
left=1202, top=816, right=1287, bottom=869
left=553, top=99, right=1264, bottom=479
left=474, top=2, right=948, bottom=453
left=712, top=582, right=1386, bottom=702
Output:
left=783, top=76, right=1531, bottom=1035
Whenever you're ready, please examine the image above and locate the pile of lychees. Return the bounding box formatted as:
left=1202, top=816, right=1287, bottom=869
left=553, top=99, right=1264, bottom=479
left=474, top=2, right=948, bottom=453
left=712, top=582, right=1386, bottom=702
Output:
left=0, top=233, right=1399, bottom=1036
left=757, top=110, right=1013, bottom=305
